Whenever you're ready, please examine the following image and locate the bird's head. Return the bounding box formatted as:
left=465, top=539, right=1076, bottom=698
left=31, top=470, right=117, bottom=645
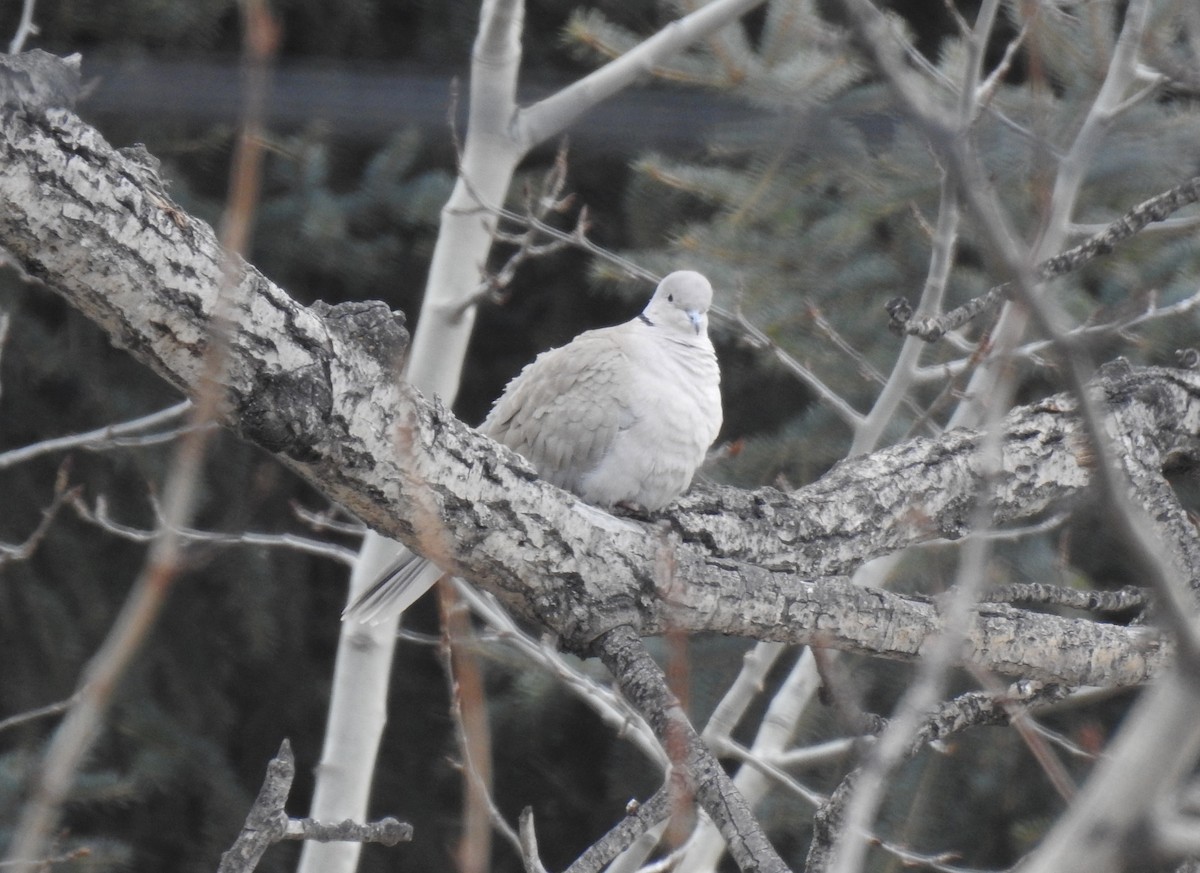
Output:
left=643, top=271, right=714, bottom=338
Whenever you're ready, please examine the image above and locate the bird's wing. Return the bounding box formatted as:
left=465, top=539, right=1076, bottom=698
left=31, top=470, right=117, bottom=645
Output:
left=480, top=327, right=637, bottom=495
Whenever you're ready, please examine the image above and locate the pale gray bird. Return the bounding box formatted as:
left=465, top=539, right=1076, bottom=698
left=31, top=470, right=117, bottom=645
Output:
left=345, top=270, right=723, bottom=624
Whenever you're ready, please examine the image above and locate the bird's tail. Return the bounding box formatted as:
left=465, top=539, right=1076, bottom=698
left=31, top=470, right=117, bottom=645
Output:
left=342, top=551, right=445, bottom=625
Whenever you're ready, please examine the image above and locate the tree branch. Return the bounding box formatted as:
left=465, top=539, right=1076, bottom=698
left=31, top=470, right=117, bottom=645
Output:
left=806, top=682, right=1071, bottom=873
left=0, top=100, right=1185, bottom=690
left=592, top=625, right=787, bottom=873
left=887, top=175, right=1200, bottom=342
left=217, top=740, right=411, bottom=873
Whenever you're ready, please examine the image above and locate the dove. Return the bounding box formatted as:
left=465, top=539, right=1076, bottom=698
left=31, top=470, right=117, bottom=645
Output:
left=345, top=270, right=723, bottom=624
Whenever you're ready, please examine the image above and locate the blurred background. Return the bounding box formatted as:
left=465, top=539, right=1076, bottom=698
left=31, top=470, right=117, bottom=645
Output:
left=1, top=2, right=1198, bottom=871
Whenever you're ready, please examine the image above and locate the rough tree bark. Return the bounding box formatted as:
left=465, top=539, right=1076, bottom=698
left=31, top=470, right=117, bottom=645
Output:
left=5, top=43, right=1200, bottom=873
left=0, top=97, right=1184, bottom=688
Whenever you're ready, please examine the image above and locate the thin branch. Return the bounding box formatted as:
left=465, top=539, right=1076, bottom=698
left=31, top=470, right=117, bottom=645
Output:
left=563, top=785, right=672, bottom=873
left=852, top=165, right=960, bottom=453
left=1069, top=214, right=1200, bottom=234
left=290, top=502, right=366, bottom=539
left=282, top=818, right=411, bottom=846
left=69, top=493, right=359, bottom=565
left=728, top=301, right=864, bottom=427
left=451, top=174, right=654, bottom=283
left=913, top=286, right=1200, bottom=382
left=217, top=740, right=294, bottom=873
left=967, top=666, right=1076, bottom=803
left=807, top=682, right=1071, bottom=872
left=773, top=738, right=858, bottom=769
left=217, top=740, right=411, bottom=873
left=591, top=625, right=788, bottom=873
left=888, top=175, right=1200, bottom=342
left=0, top=695, right=78, bottom=735
left=438, top=583, right=512, bottom=870
left=973, top=23, right=1028, bottom=114
left=871, top=839, right=987, bottom=873
left=7, top=0, right=38, bottom=53
left=947, top=511, right=1069, bottom=543
left=517, top=808, right=549, bottom=873
left=0, top=467, right=76, bottom=566
left=456, top=582, right=665, bottom=767
left=718, top=741, right=828, bottom=807
left=0, top=849, right=92, bottom=871
left=0, top=400, right=196, bottom=470
left=810, top=300, right=892, bottom=388
left=452, top=142, right=582, bottom=319
left=891, top=8, right=1043, bottom=151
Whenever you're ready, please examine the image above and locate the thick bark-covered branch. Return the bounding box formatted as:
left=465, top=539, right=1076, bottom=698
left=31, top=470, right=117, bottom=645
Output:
left=0, top=101, right=1191, bottom=686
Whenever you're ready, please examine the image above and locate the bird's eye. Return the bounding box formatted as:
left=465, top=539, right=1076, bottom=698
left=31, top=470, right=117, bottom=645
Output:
left=668, top=294, right=674, bottom=302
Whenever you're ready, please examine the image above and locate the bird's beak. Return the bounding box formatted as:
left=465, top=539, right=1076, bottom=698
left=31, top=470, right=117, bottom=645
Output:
left=687, top=310, right=703, bottom=334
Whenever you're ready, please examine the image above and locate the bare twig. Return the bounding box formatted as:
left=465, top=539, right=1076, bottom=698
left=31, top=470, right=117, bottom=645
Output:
left=438, top=582, right=512, bottom=870
left=217, top=740, right=294, bottom=873
left=718, top=741, right=828, bottom=807
left=0, top=400, right=196, bottom=471
left=0, top=695, right=79, bottom=735
left=456, top=582, right=665, bottom=766
left=902, top=84, right=1194, bottom=340
left=0, top=848, right=92, bottom=871
left=967, top=666, right=1077, bottom=803
left=518, top=0, right=766, bottom=147
left=217, top=740, right=411, bottom=873
left=730, top=301, right=863, bottom=427
left=913, top=286, right=1200, bottom=382
left=871, top=839, right=986, bottom=873
left=282, top=818, right=411, bottom=846
left=973, top=25, right=1029, bottom=114
left=773, top=738, right=859, bottom=769
left=808, top=682, right=1070, bottom=872
left=68, top=493, right=359, bottom=565
left=0, top=465, right=76, bottom=566
left=560, top=786, right=670, bottom=873
left=452, top=141, right=582, bottom=319
left=888, top=175, right=1200, bottom=342
left=592, top=625, right=788, bottom=873
left=290, top=502, right=366, bottom=538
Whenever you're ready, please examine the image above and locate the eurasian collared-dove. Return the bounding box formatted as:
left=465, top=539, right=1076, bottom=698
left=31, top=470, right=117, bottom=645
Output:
left=345, top=270, right=722, bottom=624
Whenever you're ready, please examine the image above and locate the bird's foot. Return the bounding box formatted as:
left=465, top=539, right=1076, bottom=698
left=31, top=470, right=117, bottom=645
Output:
left=613, top=500, right=654, bottom=521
